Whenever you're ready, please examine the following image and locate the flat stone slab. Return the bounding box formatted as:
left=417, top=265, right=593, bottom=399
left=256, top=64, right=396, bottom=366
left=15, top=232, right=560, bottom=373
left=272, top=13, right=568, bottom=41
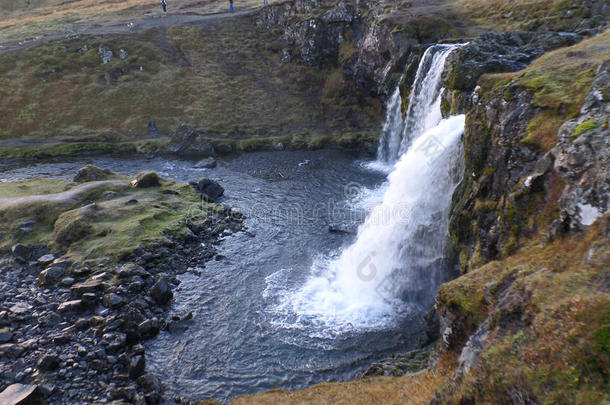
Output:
left=0, top=384, right=42, bottom=405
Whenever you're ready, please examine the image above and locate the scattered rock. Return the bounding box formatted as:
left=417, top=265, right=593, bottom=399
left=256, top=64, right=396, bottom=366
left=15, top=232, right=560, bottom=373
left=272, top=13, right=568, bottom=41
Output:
left=36, top=254, right=55, bottom=266
left=131, top=171, right=161, bottom=188
left=0, top=383, right=43, bottom=405
left=98, top=47, right=113, bottom=64
left=9, top=302, right=32, bottom=315
left=57, top=300, right=83, bottom=313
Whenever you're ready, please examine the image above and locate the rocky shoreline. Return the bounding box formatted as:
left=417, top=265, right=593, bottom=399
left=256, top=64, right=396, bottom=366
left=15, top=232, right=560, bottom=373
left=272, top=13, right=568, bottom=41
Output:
left=0, top=169, right=244, bottom=404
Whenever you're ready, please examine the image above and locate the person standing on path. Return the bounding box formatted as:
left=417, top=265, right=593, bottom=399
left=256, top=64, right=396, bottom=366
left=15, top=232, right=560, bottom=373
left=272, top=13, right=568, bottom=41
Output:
left=229, top=0, right=234, bottom=12
left=161, top=0, right=167, bottom=13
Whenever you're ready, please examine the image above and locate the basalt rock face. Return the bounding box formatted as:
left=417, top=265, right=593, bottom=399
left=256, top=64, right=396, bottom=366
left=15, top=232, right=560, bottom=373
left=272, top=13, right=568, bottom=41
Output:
left=255, top=0, right=356, bottom=68
left=441, top=31, right=583, bottom=115
left=254, top=0, right=440, bottom=99
left=448, top=53, right=609, bottom=273
left=550, top=61, right=610, bottom=235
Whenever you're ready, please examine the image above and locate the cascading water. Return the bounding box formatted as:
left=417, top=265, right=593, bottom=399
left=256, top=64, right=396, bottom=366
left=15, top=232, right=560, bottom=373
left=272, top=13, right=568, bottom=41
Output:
left=378, top=44, right=460, bottom=163
left=266, top=44, right=465, bottom=335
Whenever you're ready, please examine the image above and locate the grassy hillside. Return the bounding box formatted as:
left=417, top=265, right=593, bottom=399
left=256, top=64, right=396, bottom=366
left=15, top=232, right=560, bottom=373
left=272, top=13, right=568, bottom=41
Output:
left=0, top=16, right=381, bottom=156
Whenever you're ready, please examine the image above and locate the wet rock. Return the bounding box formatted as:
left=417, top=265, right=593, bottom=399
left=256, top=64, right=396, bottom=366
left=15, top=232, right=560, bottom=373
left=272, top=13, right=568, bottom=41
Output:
left=102, top=293, right=124, bottom=309
left=136, top=373, right=162, bottom=393
left=131, top=171, right=161, bottom=188
left=37, top=354, right=60, bottom=371
left=150, top=279, right=172, bottom=305
left=194, top=157, right=217, bottom=169
left=195, top=178, right=224, bottom=201
left=129, top=355, right=146, bottom=379
left=328, top=223, right=356, bottom=234
left=73, top=165, right=114, bottom=182
left=0, top=383, right=43, bottom=405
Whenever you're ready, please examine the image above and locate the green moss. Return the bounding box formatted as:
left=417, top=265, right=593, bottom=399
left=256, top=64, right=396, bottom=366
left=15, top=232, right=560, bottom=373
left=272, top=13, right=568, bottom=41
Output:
left=571, top=119, right=598, bottom=138
left=0, top=174, right=216, bottom=265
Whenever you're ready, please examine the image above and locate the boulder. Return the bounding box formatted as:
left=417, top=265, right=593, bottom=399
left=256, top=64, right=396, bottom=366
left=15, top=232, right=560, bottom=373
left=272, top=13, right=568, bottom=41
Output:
left=54, top=217, right=92, bottom=246
left=196, top=178, right=224, bottom=201
left=73, top=165, right=114, bottom=183
left=103, top=293, right=124, bottom=309
left=0, top=384, right=43, bottom=405
left=37, top=354, right=59, bottom=371
left=129, top=355, right=146, bottom=379
left=150, top=278, right=172, bottom=305
left=10, top=244, right=31, bottom=263
left=169, top=124, right=215, bottom=156
left=130, top=171, right=161, bottom=188
left=194, top=157, right=217, bottom=169
left=39, top=265, right=65, bottom=285
left=136, top=373, right=162, bottom=393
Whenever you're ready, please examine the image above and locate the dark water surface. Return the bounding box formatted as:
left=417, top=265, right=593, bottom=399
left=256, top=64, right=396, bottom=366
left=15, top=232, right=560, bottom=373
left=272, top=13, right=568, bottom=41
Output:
left=0, top=150, right=429, bottom=403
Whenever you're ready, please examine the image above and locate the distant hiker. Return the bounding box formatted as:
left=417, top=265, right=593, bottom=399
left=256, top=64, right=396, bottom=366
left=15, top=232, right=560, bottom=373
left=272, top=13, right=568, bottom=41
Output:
left=264, top=0, right=268, bottom=5
left=148, top=119, right=159, bottom=137
left=229, top=0, right=234, bottom=13
left=161, top=0, right=167, bottom=12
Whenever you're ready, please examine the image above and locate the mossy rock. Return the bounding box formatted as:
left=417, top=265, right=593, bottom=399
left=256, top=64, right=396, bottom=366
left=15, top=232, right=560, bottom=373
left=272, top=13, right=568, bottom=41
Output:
left=131, top=171, right=161, bottom=188
left=73, top=165, right=115, bottom=183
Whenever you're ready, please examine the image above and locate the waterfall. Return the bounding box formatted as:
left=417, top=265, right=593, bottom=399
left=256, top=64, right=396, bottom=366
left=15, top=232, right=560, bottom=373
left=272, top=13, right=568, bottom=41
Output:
left=378, top=44, right=459, bottom=163
left=376, top=86, right=404, bottom=163
left=267, top=44, right=465, bottom=334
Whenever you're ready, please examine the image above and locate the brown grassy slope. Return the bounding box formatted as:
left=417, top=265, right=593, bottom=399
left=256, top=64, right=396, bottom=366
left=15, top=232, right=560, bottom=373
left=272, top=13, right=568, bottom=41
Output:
left=0, top=18, right=380, bottom=146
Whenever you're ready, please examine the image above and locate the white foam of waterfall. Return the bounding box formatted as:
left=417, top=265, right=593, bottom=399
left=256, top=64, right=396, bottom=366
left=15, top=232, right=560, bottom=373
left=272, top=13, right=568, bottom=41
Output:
left=265, top=44, right=465, bottom=335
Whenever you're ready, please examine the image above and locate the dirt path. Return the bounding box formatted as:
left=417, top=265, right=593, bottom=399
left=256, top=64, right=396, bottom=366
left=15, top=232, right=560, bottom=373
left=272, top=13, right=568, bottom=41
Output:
left=0, top=5, right=269, bottom=54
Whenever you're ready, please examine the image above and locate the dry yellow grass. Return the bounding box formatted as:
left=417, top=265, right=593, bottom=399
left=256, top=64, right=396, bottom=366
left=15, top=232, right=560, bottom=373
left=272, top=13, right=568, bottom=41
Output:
left=0, top=0, right=281, bottom=42
left=231, top=354, right=458, bottom=405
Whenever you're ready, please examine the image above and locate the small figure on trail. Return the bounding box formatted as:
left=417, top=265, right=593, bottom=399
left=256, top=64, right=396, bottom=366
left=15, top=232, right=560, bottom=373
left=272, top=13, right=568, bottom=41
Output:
left=161, top=0, right=167, bottom=13
left=229, top=0, right=234, bottom=13
left=148, top=119, right=159, bottom=137
left=264, top=0, right=268, bottom=5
